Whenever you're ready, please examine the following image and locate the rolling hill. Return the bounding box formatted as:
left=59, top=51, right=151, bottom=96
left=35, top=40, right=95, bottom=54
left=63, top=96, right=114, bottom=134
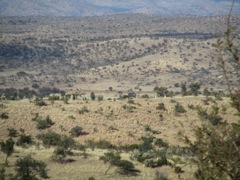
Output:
left=0, top=0, right=240, bottom=17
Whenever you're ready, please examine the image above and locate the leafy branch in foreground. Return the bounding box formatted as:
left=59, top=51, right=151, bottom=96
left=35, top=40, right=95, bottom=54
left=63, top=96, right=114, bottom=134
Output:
left=184, top=1, right=240, bottom=179
left=216, top=0, right=240, bottom=113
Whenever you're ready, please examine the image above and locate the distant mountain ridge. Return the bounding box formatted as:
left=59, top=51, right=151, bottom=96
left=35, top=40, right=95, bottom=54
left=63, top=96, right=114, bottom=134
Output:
left=1, top=0, right=240, bottom=16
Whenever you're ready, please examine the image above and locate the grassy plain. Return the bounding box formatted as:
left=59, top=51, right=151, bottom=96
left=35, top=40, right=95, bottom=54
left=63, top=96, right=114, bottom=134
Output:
left=0, top=95, right=238, bottom=179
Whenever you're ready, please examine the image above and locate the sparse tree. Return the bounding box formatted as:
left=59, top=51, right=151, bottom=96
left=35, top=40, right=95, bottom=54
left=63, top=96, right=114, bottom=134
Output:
left=0, top=138, right=14, bottom=165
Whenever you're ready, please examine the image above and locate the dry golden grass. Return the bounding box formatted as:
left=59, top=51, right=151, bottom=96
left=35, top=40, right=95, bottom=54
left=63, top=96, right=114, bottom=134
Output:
left=0, top=96, right=237, bottom=144
left=0, top=96, right=238, bottom=179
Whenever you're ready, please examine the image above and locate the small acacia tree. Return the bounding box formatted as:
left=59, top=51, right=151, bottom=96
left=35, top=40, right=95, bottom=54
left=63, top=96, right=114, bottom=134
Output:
left=15, top=155, right=48, bottom=179
left=99, top=151, right=136, bottom=175
left=0, top=138, right=14, bottom=165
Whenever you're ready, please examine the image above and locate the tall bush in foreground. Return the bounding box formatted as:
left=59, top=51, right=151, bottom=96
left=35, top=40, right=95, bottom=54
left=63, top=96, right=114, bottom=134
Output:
left=184, top=2, right=240, bottom=179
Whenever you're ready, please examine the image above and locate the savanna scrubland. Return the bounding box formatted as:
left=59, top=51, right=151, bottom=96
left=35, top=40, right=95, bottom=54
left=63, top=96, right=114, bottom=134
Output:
left=0, top=14, right=240, bottom=179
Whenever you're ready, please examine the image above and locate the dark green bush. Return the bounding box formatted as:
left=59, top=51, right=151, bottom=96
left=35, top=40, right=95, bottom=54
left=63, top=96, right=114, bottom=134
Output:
left=37, top=131, right=61, bottom=147
left=15, top=155, right=48, bottom=179
left=16, top=134, right=32, bottom=146
left=48, top=95, right=60, bottom=101
left=174, top=103, right=186, bottom=114
left=34, top=98, right=47, bottom=106
left=0, top=138, right=15, bottom=165
left=0, top=112, right=9, bottom=119
left=100, top=151, right=137, bottom=175
left=7, top=128, right=18, bottom=137
left=70, top=126, right=84, bottom=137
left=36, top=116, right=54, bottom=129
left=96, top=140, right=115, bottom=149
left=141, top=94, right=150, bottom=98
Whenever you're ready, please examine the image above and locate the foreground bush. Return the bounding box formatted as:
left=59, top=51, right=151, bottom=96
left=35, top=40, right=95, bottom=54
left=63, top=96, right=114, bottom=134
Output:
left=15, top=155, right=48, bottom=179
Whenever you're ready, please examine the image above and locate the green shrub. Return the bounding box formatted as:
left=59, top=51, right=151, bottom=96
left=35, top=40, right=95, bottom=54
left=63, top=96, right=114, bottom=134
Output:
left=196, top=105, right=222, bottom=125
left=48, top=95, right=60, bottom=101
left=70, top=126, right=84, bottom=137
left=100, top=151, right=137, bottom=175
left=90, top=92, right=96, bottom=101
left=0, top=138, right=15, bottom=165
left=154, top=87, right=169, bottom=97
left=189, top=82, right=201, bottom=96
left=88, top=176, right=95, bottom=180
left=122, top=104, right=136, bottom=112
left=68, top=115, right=76, bottom=120
left=141, top=94, right=150, bottom=98
left=16, top=134, right=32, bottom=146
left=78, top=106, right=89, bottom=115
left=0, top=112, right=9, bottom=119
left=7, top=128, right=18, bottom=137
left=36, top=116, right=54, bottom=129
left=196, top=106, right=208, bottom=120
left=52, top=146, right=67, bottom=162
left=153, top=138, right=168, bottom=148
left=174, top=103, right=186, bottom=114
left=15, top=155, right=48, bottom=179
left=156, top=103, right=166, bottom=111
left=37, top=131, right=61, bottom=147
left=96, top=140, right=115, bottom=149
left=34, top=98, right=47, bottom=106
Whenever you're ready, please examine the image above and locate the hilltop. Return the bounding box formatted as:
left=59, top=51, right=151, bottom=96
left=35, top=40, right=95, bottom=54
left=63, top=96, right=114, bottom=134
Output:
left=0, top=0, right=240, bottom=17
